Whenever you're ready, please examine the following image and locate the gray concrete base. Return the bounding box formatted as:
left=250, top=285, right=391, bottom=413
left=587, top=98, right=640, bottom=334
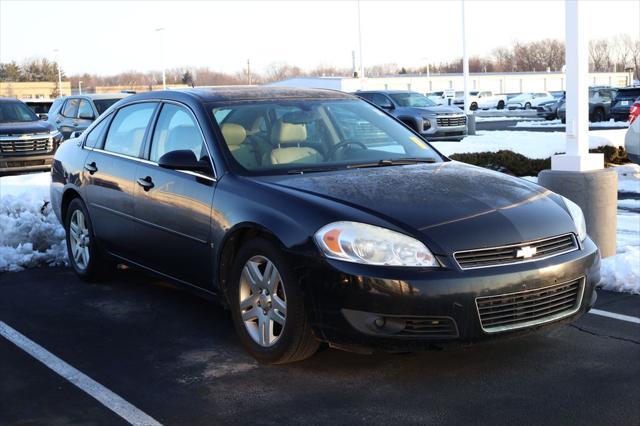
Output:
left=538, top=168, right=617, bottom=258
left=467, top=114, right=476, bottom=135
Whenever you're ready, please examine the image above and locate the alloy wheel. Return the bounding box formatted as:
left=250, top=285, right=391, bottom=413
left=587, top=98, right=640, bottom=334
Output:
left=239, top=255, right=287, bottom=347
left=69, top=209, right=90, bottom=270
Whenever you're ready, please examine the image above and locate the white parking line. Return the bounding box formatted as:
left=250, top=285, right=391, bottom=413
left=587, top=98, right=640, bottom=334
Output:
left=589, top=309, right=640, bottom=324
left=0, top=321, right=162, bottom=426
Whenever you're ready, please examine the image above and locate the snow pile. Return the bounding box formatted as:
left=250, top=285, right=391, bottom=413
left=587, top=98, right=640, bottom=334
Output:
left=613, top=163, right=640, bottom=193
left=600, top=208, right=640, bottom=294
left=0, top=173, right=67, bottom=272
left=475, top=116, right=529, bottom=122
left=514, top=119, right=628, bottom=128
left=433, top=129, right=627, bottom=159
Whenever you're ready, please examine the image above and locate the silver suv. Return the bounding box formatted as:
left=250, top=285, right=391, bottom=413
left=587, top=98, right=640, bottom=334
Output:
left=355, top=91, right=467, bottom=142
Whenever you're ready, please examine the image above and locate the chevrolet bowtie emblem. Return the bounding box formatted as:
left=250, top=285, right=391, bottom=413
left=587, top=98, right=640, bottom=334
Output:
left=516, top=246, right=537, bottom=259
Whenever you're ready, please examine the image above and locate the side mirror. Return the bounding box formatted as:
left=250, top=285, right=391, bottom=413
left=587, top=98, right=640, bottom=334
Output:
left=158, top=150, right=211, bottom=174
left=79, top=112, right=95, bottom=120
left=70, top=130, right=83, bottom=139
left=38, top=113, right=48, bottom=121
left=379, top=102, right=395, bottom=110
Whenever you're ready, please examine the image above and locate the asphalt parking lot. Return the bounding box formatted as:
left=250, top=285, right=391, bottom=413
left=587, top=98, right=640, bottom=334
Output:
left=1, top=266, right=639, bottom=425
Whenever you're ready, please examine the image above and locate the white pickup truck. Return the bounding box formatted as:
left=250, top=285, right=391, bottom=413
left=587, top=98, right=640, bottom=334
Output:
left=452, top=90, right=508, bottom=110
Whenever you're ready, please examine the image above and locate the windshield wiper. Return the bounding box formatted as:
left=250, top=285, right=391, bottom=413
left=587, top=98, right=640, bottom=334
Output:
left=347, top=158, right=437, bottom=169
left=287, top=166, right=344, bottom=175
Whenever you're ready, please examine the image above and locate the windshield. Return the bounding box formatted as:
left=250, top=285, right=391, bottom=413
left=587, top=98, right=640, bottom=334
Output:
left=211, top=99, right=443, bottom=175
left=93, top=99, right=121, bottom=115
left=389, top=92, right=436, bottom=108
left=0, top=101, right=39, bottom=123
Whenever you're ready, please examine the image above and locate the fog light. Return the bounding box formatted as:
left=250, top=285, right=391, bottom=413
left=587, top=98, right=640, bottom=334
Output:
left=374, top=317, right=386, bottom=328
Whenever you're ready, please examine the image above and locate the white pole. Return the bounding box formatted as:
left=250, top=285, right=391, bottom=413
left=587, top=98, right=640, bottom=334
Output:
left=78, top=81, right=82, bottom=95
left=461, top=0, right=470, bottom=115
left=247, top=58, right=252, bottom=85
left=551, top=0, right=602, bottom=171
left=357, top=0, right=364, bottom=80
left=54, top=49, right=62, bottom=97
left=155, top=28, right=166, bottom=90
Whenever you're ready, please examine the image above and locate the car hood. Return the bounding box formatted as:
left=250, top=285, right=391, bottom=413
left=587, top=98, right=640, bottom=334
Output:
left=257, top=162, right=576, bottom=254
left=0, top=120, right=55, bottom=135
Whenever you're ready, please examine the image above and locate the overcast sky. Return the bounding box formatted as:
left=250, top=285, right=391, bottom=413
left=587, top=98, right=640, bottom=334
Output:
left=1, top=0, right=638, bottom=76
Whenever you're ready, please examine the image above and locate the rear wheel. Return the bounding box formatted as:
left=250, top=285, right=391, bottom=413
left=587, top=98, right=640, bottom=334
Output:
left=228, top=238, right=319, bottom=364
left=497, top=100, right=505, bottom=110
left=470, top=102, right=478, bottom=111
left=592, top=108, right=605, bottom=122
left=524, top=102, right=532, bottom=110
left=65, top=198, right=111, bottom=281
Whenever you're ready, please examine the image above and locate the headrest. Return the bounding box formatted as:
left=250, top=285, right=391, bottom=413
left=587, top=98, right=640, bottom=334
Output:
left=270, top=121, right=307, bottom=145
left=221, top=123, right=247, bottom=146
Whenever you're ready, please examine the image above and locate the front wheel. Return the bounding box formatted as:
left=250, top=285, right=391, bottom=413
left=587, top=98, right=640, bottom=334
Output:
left=228, top=238, right=319, bottom=364
left=524, top=102, right=532, bottom=110
left=497, top=100, right=505, bottom=110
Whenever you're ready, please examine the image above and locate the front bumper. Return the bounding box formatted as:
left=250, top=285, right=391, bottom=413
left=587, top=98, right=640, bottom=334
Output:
left=302, top=237, right=600, bottom=352
left=0, top=153, right=54, bottom=175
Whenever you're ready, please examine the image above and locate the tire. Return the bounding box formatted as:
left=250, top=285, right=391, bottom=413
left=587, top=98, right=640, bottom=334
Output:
left=65, top=198, right=110, bottom=281
left=228, top=238, right=319, bottom=364
left=470, top=102, right=478, bottom=111
left=524, top=102, right=532, bottom=110
left=592, top=109, right=605, bottom=122
left=497, top=100, right=505, bottom=110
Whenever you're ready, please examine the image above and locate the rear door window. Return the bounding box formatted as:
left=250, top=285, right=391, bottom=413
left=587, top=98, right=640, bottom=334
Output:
left=84, top=117, right=110, bottom=148
left=103, top=103, right=157, bottom=158
left=61, top=98, right=79, bottom=118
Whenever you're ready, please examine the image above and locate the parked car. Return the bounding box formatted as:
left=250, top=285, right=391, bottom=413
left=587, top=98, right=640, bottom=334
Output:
left=47, top=93, right=129, bottom=139
left=536, top=99, right=562, bottom=120
left=557, top=87, right=617, bottom=123
left=611, top=87, right=640, bottom=122
left=22, top=98, right=55, bottom=120
left=506, top=92, right=556, bottom=110
left=0, top=97, right=63, bottom=175
left=453, top=90, right=507, bottom=110
left=427, top=89, right=456, bottom=106
left=354, top=90, right=467, bottom=141
left=51, top=87, right=599, bottom=364
left=624, top=113, right=639, bottom=163
left=628, top=97, right=640, bottom=125
left=550, top=91, right=566, bottom=100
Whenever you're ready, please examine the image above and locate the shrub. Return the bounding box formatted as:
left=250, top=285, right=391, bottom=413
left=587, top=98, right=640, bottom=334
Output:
left=450, top=146, right=629, bottom=177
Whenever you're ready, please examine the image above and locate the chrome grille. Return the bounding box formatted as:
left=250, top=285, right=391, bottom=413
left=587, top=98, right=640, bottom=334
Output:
left=0, top=137, right=52, bottom=154
left=454, top=233, right=578, bottom=270
left=476, top=278, right=584, bottom=333
left=436, top=115, right=467, bottom=127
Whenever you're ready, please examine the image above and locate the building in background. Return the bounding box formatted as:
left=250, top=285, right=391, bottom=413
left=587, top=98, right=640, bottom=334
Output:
left=266, top=71, right=633, bottom=94
left=0, top=81, right=71, bottom=99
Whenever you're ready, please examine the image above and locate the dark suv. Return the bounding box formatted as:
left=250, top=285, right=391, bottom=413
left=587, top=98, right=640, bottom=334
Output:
left=0, top=98, right=64, bottom=175
left=557, top=87, right=618, bottom=123
left=611, top=87, right=640, bottom=122
left=47, top=93, right=129, bottom=139
left=354, top=90, right=467, bottom=141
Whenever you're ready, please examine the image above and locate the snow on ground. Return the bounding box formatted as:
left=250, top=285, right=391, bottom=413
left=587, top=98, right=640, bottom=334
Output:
left=432, top=129, right=627, bottom=159
left=475, top=116, right=531, bottom=122
left=0, top=172, right=66, bottom=272
left=514, top=119, right=629, bottom=128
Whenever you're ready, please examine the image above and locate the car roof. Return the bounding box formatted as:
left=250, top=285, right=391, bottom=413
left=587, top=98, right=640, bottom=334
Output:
left=118, top=86, right=356, bottom=105
left=0, top=97, right=23, bottom=103
left=356, top=90, right=417, bottom=95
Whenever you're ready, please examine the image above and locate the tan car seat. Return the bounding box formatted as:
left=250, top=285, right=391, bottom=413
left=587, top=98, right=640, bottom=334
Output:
left=221, top=123, right=258, bottom=169
left=267, top=121, right=323, bottom=165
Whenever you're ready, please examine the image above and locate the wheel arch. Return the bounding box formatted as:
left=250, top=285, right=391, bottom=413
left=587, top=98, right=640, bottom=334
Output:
left=60, top=187, right=83, bottom=223
left=216, top=222, right=288, bottom=306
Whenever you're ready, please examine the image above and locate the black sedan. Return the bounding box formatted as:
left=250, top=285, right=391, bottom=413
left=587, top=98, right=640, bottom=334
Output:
left=51, top=88, right=600, bottom=364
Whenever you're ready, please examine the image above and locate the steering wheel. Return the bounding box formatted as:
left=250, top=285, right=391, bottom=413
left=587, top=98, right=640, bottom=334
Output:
left=329, top=139, right=368, bottom=159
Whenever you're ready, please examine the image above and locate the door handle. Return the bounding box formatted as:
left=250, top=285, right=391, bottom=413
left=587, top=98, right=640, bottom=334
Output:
left=56, top=119, right=62, bottom=124
left=72, top=122, right=79, bottom=127
left=84, top=162, right=98, bottom=175
left=136, top=176, right=154, bottom=191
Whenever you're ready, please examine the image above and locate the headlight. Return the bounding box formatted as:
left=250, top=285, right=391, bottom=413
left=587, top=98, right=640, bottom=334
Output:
left=422, top=117, right=432, bottom=130
left=314, top=221, right=438, bottom=267
left=561, top=196, right=587, bottom=242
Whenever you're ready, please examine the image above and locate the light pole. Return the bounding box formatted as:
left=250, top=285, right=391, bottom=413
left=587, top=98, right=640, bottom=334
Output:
left=461, top=0, right=470, bottom=115
left=247, top=58, right=252, bottom=85
left=155, top=27, right=167, bottom=90
left=356, top=0, right=364, bottom=81
left=78, top=81, right=83, bottom=95
left=53, top=49, right=62, bottom=97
